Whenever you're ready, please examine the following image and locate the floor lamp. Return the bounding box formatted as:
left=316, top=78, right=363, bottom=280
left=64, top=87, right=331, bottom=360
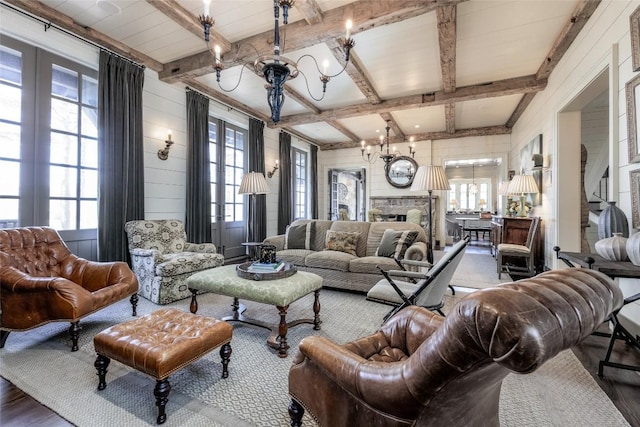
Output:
left=506, top=174, right=538, bottom=218
left=238, top=172, right=269, bottom=243
left=411, top=165, right=451, bottom=264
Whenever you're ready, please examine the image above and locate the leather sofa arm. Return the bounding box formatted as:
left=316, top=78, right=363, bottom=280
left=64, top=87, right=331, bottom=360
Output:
left=60, top=256, right=138, bottom=293
left=263, top=235, right=285, bottom=251
left=184, top=242, right=218, bottom=253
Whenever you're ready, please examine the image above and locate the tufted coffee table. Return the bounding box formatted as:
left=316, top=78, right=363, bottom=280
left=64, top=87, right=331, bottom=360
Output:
left=93, top=308, right=232, bottom=425
left=187, top=264, right=322, bottom=358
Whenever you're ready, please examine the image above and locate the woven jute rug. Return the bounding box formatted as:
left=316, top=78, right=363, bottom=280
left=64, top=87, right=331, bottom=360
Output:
left=0, top=287, right=630, bottom=427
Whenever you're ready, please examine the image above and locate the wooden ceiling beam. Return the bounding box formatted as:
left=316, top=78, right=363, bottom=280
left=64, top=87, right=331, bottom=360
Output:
left=3, top=0, right=163, bottom=72
left=437, top=5, right=457, bottom=134
left=379, top=112, right=405, bottom=141
left=283, top=86, right=322, bottom=114
left=145, top=0, right=231, bottom=53
left=159, top=0, right=468, bottom=83
left=295, top=0, right=324, bottom=25
left=273, top=74, right=547, bottom=127
left=327, top=40, right=381, bottom=104
left=320, top=125, right=512, bottom=150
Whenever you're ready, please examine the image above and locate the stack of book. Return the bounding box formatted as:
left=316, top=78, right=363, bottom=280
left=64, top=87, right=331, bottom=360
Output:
left=247, top=260, right=285, bottom=273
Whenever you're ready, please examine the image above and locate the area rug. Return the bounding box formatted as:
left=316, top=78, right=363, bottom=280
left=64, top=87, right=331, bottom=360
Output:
left=437, top=250, right=511, bottom=289
left=0, top=289, right=630, bottom=427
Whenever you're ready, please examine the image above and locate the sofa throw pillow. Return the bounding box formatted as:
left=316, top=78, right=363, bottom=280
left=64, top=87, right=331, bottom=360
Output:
left=285, top=222, right=315, bottom=250
left=324, top=230, right=359, bottom=256
left=376, top=229, right=419, bottom=259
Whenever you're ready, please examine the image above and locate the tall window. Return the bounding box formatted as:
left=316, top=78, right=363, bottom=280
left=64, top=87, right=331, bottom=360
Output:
left=0, top=36, right=98, bottom=231
left=448, top=179, right=491, bottom=211
left=208, top=119, right=245, bottom=223
left=292, top=147, right=307, bottom=219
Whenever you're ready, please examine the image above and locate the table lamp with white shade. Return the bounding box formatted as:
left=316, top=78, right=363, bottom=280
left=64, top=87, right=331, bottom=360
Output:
left=506, top=174, right=539, bottom=217
left=238, top=171, right=269, bottom=243
left=411, top=165, right=451, bottom=264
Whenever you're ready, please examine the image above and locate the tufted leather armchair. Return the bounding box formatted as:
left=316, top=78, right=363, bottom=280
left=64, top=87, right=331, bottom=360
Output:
left=288, top=269, right=623, bottom=427
left=124, top=219, right=225, bottom=304
left=0, top=227, right=138, bottom=351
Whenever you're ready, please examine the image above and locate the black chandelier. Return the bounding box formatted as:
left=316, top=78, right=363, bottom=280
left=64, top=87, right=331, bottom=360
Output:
left=199, top=0, right=355, bottom=123
left=361, top=120, right=416, bottom=171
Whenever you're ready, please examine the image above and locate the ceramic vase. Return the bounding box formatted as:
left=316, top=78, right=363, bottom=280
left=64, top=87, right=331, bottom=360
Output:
left=594, top=233, right=629, bottom=261
left=627, top=228, right=640, bottom=266
left=598, top=201, right=629, bottom=239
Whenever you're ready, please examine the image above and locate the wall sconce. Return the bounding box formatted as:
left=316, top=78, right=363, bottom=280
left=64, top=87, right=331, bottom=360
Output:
left=267, top=160, right=279, bottom=178
left=157, top=130, right=173, bottom=160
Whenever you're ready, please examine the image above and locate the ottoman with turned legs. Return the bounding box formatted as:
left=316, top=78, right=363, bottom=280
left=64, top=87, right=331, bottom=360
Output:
left=93, top=308, right=233, bottom=424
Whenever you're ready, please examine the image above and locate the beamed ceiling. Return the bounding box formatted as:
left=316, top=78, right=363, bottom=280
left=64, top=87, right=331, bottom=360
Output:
left=2, top=0, right=601, bottom=150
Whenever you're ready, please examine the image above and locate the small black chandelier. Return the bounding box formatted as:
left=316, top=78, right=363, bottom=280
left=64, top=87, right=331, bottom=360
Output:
left=199, top=0, right=355, bottom=123
left=361, top=120, right=416, bottom=171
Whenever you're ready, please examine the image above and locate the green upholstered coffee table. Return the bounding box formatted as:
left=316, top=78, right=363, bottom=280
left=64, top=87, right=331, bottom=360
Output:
left=187, top=264, right=322, bottom=358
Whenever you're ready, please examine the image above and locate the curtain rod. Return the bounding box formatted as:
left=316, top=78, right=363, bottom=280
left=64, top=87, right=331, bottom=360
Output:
left=2, top=2, right=144, bottom=69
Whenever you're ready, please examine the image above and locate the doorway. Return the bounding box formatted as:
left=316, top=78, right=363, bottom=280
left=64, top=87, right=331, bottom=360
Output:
left=328, top=168, right=366, bottom=221
left=209, top=120, right=247, bottom=262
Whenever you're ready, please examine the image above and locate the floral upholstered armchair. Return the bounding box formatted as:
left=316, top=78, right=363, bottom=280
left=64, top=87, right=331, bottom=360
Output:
left=124, top=219, right=224, bottom=304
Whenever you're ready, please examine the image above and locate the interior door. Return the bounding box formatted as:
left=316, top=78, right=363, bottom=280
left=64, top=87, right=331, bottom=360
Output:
left=327, top=168, right=366, bottom=221
left=210, top=120, right=246, bottom=261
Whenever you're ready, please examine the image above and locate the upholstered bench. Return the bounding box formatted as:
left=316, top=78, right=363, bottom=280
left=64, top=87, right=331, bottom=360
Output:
left=93, top=308, right=233, bottom=424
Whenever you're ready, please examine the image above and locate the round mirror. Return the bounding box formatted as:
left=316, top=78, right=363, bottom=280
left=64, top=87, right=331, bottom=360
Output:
left=385, top=156, right=418, bottom=188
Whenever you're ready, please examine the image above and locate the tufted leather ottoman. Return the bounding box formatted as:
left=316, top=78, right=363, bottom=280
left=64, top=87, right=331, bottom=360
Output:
left=93, top=308, right=232, bottom=424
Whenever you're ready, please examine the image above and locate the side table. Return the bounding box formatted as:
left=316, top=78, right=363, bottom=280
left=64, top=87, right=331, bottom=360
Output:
left=242, top=242, right=263, bottom=261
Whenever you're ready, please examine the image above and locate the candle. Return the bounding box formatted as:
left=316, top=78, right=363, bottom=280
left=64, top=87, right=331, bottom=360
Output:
left=360, top=140, right=365, bottom=148
left=345, top=19, right=352, bottom=39
left=322, top=59, right=329, bottom=75
left=167, top=129, right=172, bottom=141
left=214, top=45, right=221, bottom=61
left=275, top=160, right=279, bottom=167
left=203, top=0, right=211, bottom=16
left=367, top=146, right=371, bottom=153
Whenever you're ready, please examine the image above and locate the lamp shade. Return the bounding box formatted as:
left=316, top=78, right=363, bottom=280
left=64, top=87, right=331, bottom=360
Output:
left=410, top=165, right=451, bottom=191
left=238, top=172, right=269, bottom=195
left=506, top=174, right=538, bottom=195
left=497, top=181, right=511, bottom=196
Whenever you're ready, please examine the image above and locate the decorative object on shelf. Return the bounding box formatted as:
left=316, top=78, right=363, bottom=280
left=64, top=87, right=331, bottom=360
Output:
left=267, top=160, right=279, bottom=178
left=594, top=233, right=629, bottom=262
left=411, top=165, right=451, bottom=264
left=259, top=244, right=277, bottom=264
left=627, top=228, right=640, bottom=266
left=198, top=0, right=355, bottom=123
left=506, top=174, right=539, bottom=217
left=157, top=130, right=173, bottom=160
left=598, top=201, right=629, bottom=239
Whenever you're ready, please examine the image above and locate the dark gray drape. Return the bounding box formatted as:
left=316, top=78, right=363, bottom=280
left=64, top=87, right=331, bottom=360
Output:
left=97, top=51, right=145, bottom=262
left=185, top=90, right=212, bottom=243
left=248, top=118, right=266, bottom=242
left=277, top=132, right=292, bottom=234
left=310, top=144, right=318, bottom=219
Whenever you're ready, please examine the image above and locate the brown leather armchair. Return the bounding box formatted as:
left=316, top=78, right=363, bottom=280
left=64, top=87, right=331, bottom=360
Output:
left=0, top=227, right=139, bottom=351
left=288, top=269, right=622, bottom=427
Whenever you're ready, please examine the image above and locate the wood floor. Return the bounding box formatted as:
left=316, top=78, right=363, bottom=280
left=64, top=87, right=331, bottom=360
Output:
left=2, top=245, right=639, bottom=426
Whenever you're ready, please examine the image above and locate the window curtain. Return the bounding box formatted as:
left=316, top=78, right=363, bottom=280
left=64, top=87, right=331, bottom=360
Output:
left=185, top=89, right=212, bottom=243
left=97, top=51, right=145, bottom=262
left=248, top=118, right=266, bottom=242
left=310, top=144, right=318, bottom=219
left=277, top=131, right=292, bottom=234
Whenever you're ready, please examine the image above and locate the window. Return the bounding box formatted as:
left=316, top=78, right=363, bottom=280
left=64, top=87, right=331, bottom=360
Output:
left=448, top=179, right=491, bottom=211
left=292, top=148, right=307, bottom=219
left=0, top=36, right=98, bottom=230
left=208, top=119, right=246, bottom=223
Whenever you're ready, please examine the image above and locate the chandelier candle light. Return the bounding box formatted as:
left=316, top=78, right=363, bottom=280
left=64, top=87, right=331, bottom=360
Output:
left=361, top=120, right=416, bottom=171
left=199, top=0, right=355, bottom=123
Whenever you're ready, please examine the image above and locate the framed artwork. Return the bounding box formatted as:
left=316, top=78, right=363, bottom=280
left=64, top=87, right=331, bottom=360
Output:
left=632, top=5, right=640, bottom=72
left=631, top=168, right=640, bottom=229
left=625, top=74, right=640, bottom=163
left=519, top=134, right=543, bottom=205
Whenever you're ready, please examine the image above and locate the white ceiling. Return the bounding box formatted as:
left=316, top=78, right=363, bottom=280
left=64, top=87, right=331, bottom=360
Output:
left=14, top=0, right=595, bottom=149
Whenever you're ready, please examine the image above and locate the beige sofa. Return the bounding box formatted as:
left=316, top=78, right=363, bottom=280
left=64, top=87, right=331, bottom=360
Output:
left=262, top=219, right=428, bottom=293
